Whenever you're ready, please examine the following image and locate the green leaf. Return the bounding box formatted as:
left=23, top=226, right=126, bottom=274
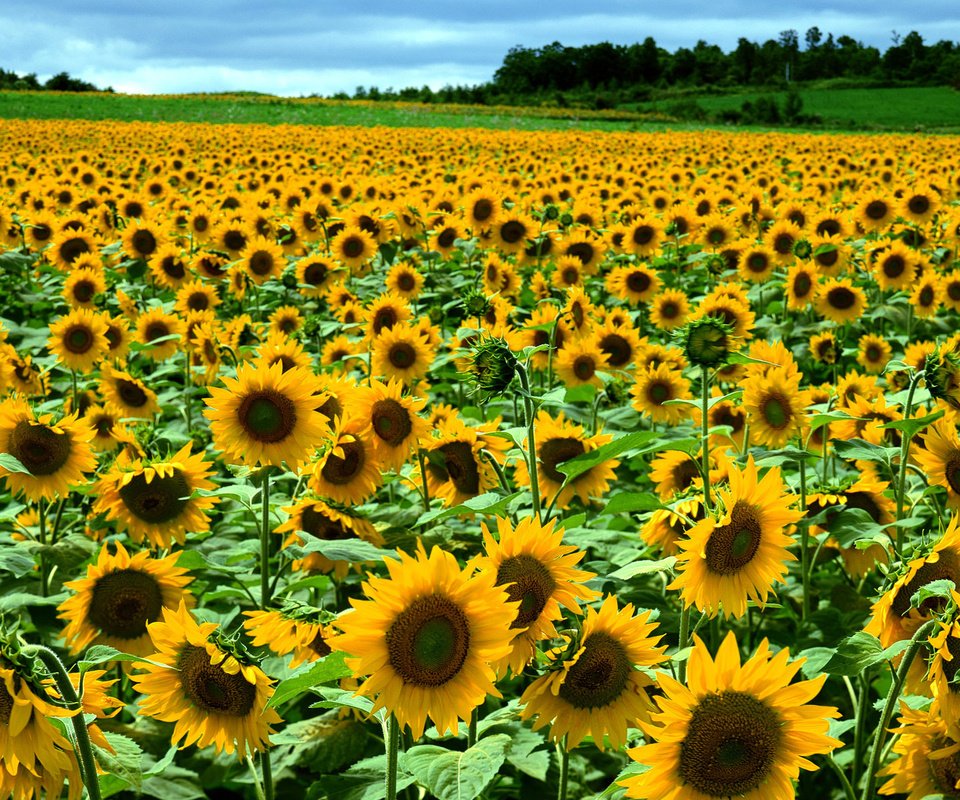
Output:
left=707, top=388, right=743, bottom=409
left=266, top=651, right=351, bottom=709
left=310, top=755, right=415, bottom=800
left=883, top=409, right=945, bottom=440
left=808, top=410, right=862, bottom=432
left=297, top=534, right=394, bottom=563
left=76, top=645, right=171, bottom=673
left=415, top=491, right=522, bottom=527
left=602, top=491, right=663, bottom=515
left=608, top=557, right=677, bottom=581
left=727, top=351, right=778, bottom=367
left=828, top=508, right=886, bottom=549
left=821, top=632, right=911, bottom=676
left=0, top=452, right=31, bottom=473
left=405, top=734, right=511, bottom=800
left=556, top=431, right=697, bottom=483
left=831, top=438, right=899, bottom=464
left=95, top=732, right=143, bottom=792
left=0, top=545, right=38, bottom=578
left=910, top=579, right=956, bottom=609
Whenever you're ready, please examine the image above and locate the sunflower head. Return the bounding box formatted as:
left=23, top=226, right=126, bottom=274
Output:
left=924, top=348, right=960, bottom=412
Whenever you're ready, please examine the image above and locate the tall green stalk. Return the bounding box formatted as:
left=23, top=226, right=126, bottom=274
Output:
left=516, top=363, right=541, bottom=521
left=386, top=714, right=400, bottom=800
left=23, top=645, right=102, bottom=800
left=894, top=371, right=923, bottom=558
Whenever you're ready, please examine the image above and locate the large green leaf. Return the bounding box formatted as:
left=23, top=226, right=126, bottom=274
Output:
left=266, top=651, right=351, bottom=709
left=405, top=734, right=511, bottom=800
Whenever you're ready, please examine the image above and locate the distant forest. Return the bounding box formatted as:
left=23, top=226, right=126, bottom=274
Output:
left=345, top=29, right=960, bottom=105
left=0, top=68, right=108, bottom=93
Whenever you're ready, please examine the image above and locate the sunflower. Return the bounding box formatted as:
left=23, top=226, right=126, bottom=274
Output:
left=133, top=306, right=182, bottom=362
left=148, top=245, right=190, bottom=290
left=622, top=632, right=840, bottom=799
left=650, top=288, right=690, bottom=331
left=928, top=602, right=960, bottom=737
left=131, top=601, right=280, bottom=758
left=47, top=227, right=96, bottom=271
left=900, top=184, right=941, bottom=224
left=84, top=402, right=130, bottom=452
left=692, top=295, right=755, bottom=342
left=856, top=332, right=893, bottom=374
left=551, top=255, right=585, bottom=290
left=461, top=189, right=502, bottom=232
left=331, top=224, right=377, bottom=271
left=555, top=335, right=609, bottom=388
left=275, top=496, right=383, bottom=579
left=244, top=608, right=337, bottom=669
left=0, top=398, right=96, bottom=501
left=175, top=279, right=221, bottom=316
left=596, top=318, right=642, bottom=373
left=763, top=219, right=803, bottom=265
left=295, top=255, right=338, bottom=297
left=943, top=270, right=960, bottom=312
left=809, top=331, right=840, bottom=365
left=100, top=366, right=159, bottom=419
left=856, top=191, right=895, bottom=232
left=352, top=378, right=429, bottom=472
left=915, top=417, right=960, bottom=511
left=623, top=216, right=664, bottom=256
left=514, top=410, right=619, bottom=510
left=59, top=541, right=193, bottom=656
left=878, top=704, right=960, bottom=799
left=742, top=367, right=806, bottom=448
left=670, top=456, right=802, bottom=618
left=385, top=261, right=424, bottom=300
left=331, top=545, right=516, bottom=739
left=94, top=443, right=217, bottom=547
left=63, top=267, right=106, bottom=308
left=494, top=213, right=535, bottom=254
left=205, top=359, right=328, bottom=468
left=872, top=240, right=917, bottom=291
left=782, top=261, right=817, bottom=310
left=121, top=219, right=165, bottom=261
left=5, top=352, right=47, bottom=397
left=475, top=515, right=598, bottom=676
left=47, top=306, right=109, bottom=373
left=641, top=495, right=703, bottom=556
left=237, top=235, right=284, bottom=285
left=911, top=271, right=942, bottom=318
left=810, top=233, right=849, bottom=276
left=631, top=363, right=692, bottom=425
left=865, top=514, right=960, bottom=648
left=606, top=264, right=661, bottom=305
left=370, top=324, right=436, bottom=385
left=365, top=293, right=412, bottom=341
left=420, top=419, right=499, bottom=507
left=814, top=277, right=867, bottom=324
left=101, top=313, right=132, bottom=362
left=520, top=596, right=665, bottom=750
left=309, top=416, right=383, bottom=505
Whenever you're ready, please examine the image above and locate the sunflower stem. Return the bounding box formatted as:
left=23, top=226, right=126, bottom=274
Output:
left=826, top=754, right=857, bottom=800
left=38, top=501, right=48, bottom=597
left=22, top=644, right=102, bottom=800
left=246, top=755, right=266, bottom=800
left=260, top=470, right=272, bottom=608
left=700, top=367, right=712, bottom=513
left=467, top=707, right=478, bottom=748
left=516, top=364, right=541, bottom=521
left=677, top=605, right=692, bottom=683
left=557, top=737, right=569, bottom=800
left=799, top=457, right=810, bottom=622
left=416, top=448, right=431, bottom=514
left=71, top=369, right=79, bottom=412
left=261, top=748, right=274, bottom=800
left=894, top=371, right=923, bottom=558
left=861, top=618, right=936, bottom=800
left=851, top=675, right=869, bottom=788
left=183, top=348, right=193, bottom=435
left=386, top=714, right=400, bottom=800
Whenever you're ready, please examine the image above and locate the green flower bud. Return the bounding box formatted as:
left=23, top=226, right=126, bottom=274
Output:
left=680, top=317, right=735, bottom=369
left=470, top=337, right=518, bottom=401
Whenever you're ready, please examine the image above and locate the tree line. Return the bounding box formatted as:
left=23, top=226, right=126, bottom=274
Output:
left=0, top=68, right=108, bottom=92
left=343, top=29, right=960, bottom=106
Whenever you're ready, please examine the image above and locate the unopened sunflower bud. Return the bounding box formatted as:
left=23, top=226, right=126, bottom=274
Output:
left=793, top=239, right=813, bottom=259
left=471, top=337, right=518, bottom=400
left=680, top=317, right=735, bottom=369
left=924, top=348, right=960, bottom=411
left=462, top=289, right=490, bottom=319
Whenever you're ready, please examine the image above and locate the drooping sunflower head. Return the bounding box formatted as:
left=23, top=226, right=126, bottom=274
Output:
left=309, top=415, right=383, bottom=505
left=879, top=704, right=960, bottom=799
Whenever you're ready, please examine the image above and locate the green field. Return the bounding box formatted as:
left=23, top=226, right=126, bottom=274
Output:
left=636, top=86, right=960, bottom=132
left=0, top=91, right=649, bottom=131
left=1, top=86, right=958, bottom=132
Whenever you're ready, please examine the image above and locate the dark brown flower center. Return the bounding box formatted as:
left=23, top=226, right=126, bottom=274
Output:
left=131, top=229, right=157, bottom=257
left=145, top=321, right=170, bottom=343
left=600, top=333, right=631, bottom=368
left=248, top=250, right=275, bottom=276
left=436, top=441, right=480, bottom=495
left=633, top=225, right=655, bottom=246
left=371, top=399, right=413, bottom=447
left=793, top=273, right=812, bottom=297
left=908, top=195, right=930, bottom=216
left=178, top=645, right=257, bottom=716
left=308, top=628, right=332, bottom=658
left=386, top=594, right=470, bottom=686
left=539, top=437, right=586, bottom=483
left=303, top=262, right=327, bottom=285
left=679, top=690, right=782, bottom=797
left=496, top=554, right=557, bottom=628
left=472, top=198, right=494, bottom=223
left=557, top=631, right=631, bottom=709
left=883, top=255, right=906, bottom=278
left=928, top=736, right=960, bottom=797
left=223, top=230, right=247, bottom=252
left=116, top=377, right=148, bottom=408
left=704, top=501, right=762, bottom=576
left=9, top=420, right=71, bottom=476
left=647, top=380, right=672, bottom=405
left=237, top=390, right=297, bottom=443
left=160, top=256, right=185, bottom=280
left=341, top=236, right=366, bottom=260
left=118, top=469, right=190, bottom=524
left=88, top=568, right=163, bottom=639
left=573, top=355, right=596, bottom=382
left=499, top=220, right=526, bottom=245
left=59, top=236, right=91, bottom=264
left=320, top=439, right=365, bottom=485
left=64, top=324, right=95, bottom=354
left=373, top=307, right=398, bottom=335
left=865, top=200, right=889, bottom=221
left=892, top=550, right=960, bottom=617
left=388, top=342, right=416, bottom=370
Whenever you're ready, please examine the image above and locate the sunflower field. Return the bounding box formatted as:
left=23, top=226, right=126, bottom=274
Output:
left=1, top=117, right=960, bottom=800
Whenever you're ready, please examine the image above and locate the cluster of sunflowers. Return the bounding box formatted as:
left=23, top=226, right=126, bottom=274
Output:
left=0, top=117, right=960, bottom=800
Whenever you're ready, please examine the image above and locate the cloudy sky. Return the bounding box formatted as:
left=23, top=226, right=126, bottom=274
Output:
left=2, top=1, right=958, bottom=96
